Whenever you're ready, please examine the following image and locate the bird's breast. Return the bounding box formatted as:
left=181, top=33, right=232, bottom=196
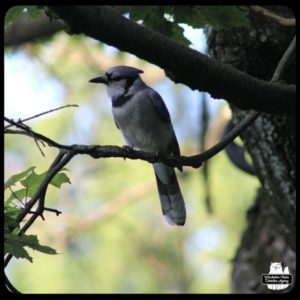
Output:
left=112, top=96, right=172, bottom=152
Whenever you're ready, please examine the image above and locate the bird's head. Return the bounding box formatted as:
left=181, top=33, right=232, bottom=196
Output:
left=89, top=66, right=144, bottom=97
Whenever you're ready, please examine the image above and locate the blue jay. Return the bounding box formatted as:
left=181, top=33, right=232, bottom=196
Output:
left=89, top=66, right=186, bottom=225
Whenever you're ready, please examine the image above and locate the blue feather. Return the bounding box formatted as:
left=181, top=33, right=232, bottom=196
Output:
left=146, top=89, right=171, bottom=124
left=146, top=89, right=181, bottom=170
left=106, top=66, right=143, bottom=80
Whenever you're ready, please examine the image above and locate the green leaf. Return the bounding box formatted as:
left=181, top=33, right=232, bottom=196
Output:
left=5, top=168, right=70, bottom=206
left=4, top=235, right=33, bottom=262
left=5, top=6, right=27, bottom=26
left=4, top=233, right=57, bottom=262
left=171, top=6, right=208, bottom=29
left=126, top=6, right=249, bottom=46
left=4, top=166, right=36, bottom=190
left=26, top=6, right=44, bottom=19
left=4, top=213, right=20, bottom=233
left=20, top=169, right=71, bottom=196
left=51, top=172, right=71, bottom=188
left=128, top=6, right=191, bottom=46
left=20, top=170, right=47, bottom=197
left=5, top=188, right=27, bottom=205
left=200, top=6, right=250, bottom=30
left=128, top=6, right=146, bottom=22
left=4, top=206, right=22, bottom=235
left=18, top=235, right=58, bottom=255
left=4, top=205, right=22, bottom=216
left=171, top=24, right=191, bottom=47
left=128, top=6, right=163, bottom=23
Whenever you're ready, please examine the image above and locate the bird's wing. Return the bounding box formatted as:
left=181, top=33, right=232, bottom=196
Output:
left=170, top=131, right=181, bottom=156
left=145, top=89, right=171, bottom=124
left=146, top=88, right=182, bottom=171
left=170, top=132, right=182, bottom=172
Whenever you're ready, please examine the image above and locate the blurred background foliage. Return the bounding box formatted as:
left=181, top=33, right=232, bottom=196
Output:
left=5, top=9, right=259, bottom=293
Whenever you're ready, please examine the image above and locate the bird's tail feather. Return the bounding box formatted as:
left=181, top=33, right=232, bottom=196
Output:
left=153, top=163, right=186, bottom=226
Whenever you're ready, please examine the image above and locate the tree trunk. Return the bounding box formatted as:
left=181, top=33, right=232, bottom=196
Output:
left=206, top=6, right=296, bottom=293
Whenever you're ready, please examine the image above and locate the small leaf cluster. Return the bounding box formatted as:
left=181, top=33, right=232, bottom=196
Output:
left=5, top=6, right=250, bottom=47
left=4, top=166, right=71, bottom=262
left=126, top=6, right=250, bottom=46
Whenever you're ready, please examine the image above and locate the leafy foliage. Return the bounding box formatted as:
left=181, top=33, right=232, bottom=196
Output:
left=4, top=206, right=57, bottom=263
left=5, top=6, right=44, bottom=26
left=5, top=6, right=250, bottom=47
left=4, top=166, right=70, bottom=262
left=128, top=6, right=191, bottom=46
left=125, top=6, right=250, bottom=46
left=5, top=167, right=71, bottom=205
left=199, top=6, right=250, bottom=30
left=4, top=166, right=36, bottom=190
left=5, top=233, right=57, bottom=263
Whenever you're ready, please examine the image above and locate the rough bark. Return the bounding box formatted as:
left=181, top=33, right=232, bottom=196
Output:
left=206, top=6, right=296, bottom=293
left=231, top=188, right=295, bottom=293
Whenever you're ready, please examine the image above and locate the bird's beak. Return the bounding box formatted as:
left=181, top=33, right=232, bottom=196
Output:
left=89, top=75, right=108, bottom=84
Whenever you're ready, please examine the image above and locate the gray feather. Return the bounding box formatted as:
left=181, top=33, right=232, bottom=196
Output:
left=154, top=165, right=186, bottom=226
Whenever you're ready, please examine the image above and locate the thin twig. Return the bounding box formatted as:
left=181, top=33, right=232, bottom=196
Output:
left=250, top=6, right=296, bottom=27
left=30, top=130, right=46, bottom=157
left=7, top=119, right=46, bottom=156
left=8, top=186, right=24, bottom=208
left=272, top=36, right=296, bottom=82
left=4, top=119, right=73, bottom=150
left=44, top=207, right=62, bottom=216
left=4, top=104, right=79, bottom=129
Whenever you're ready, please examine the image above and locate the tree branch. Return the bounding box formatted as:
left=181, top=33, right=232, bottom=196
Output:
left=4, top=104, right=79, bottom=129
left=271, top=36, right=296, bottom=82
left=48, top=6, right=295, bottom=117
left=5, top=15, right=65, bottom=47
left=4, top=108, right=259, bottom=269
left=6, top=30, right=294, bottom=169
left=5, top=111, right=259, bottom=169
left=250, top=6, right=296, bottom=27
